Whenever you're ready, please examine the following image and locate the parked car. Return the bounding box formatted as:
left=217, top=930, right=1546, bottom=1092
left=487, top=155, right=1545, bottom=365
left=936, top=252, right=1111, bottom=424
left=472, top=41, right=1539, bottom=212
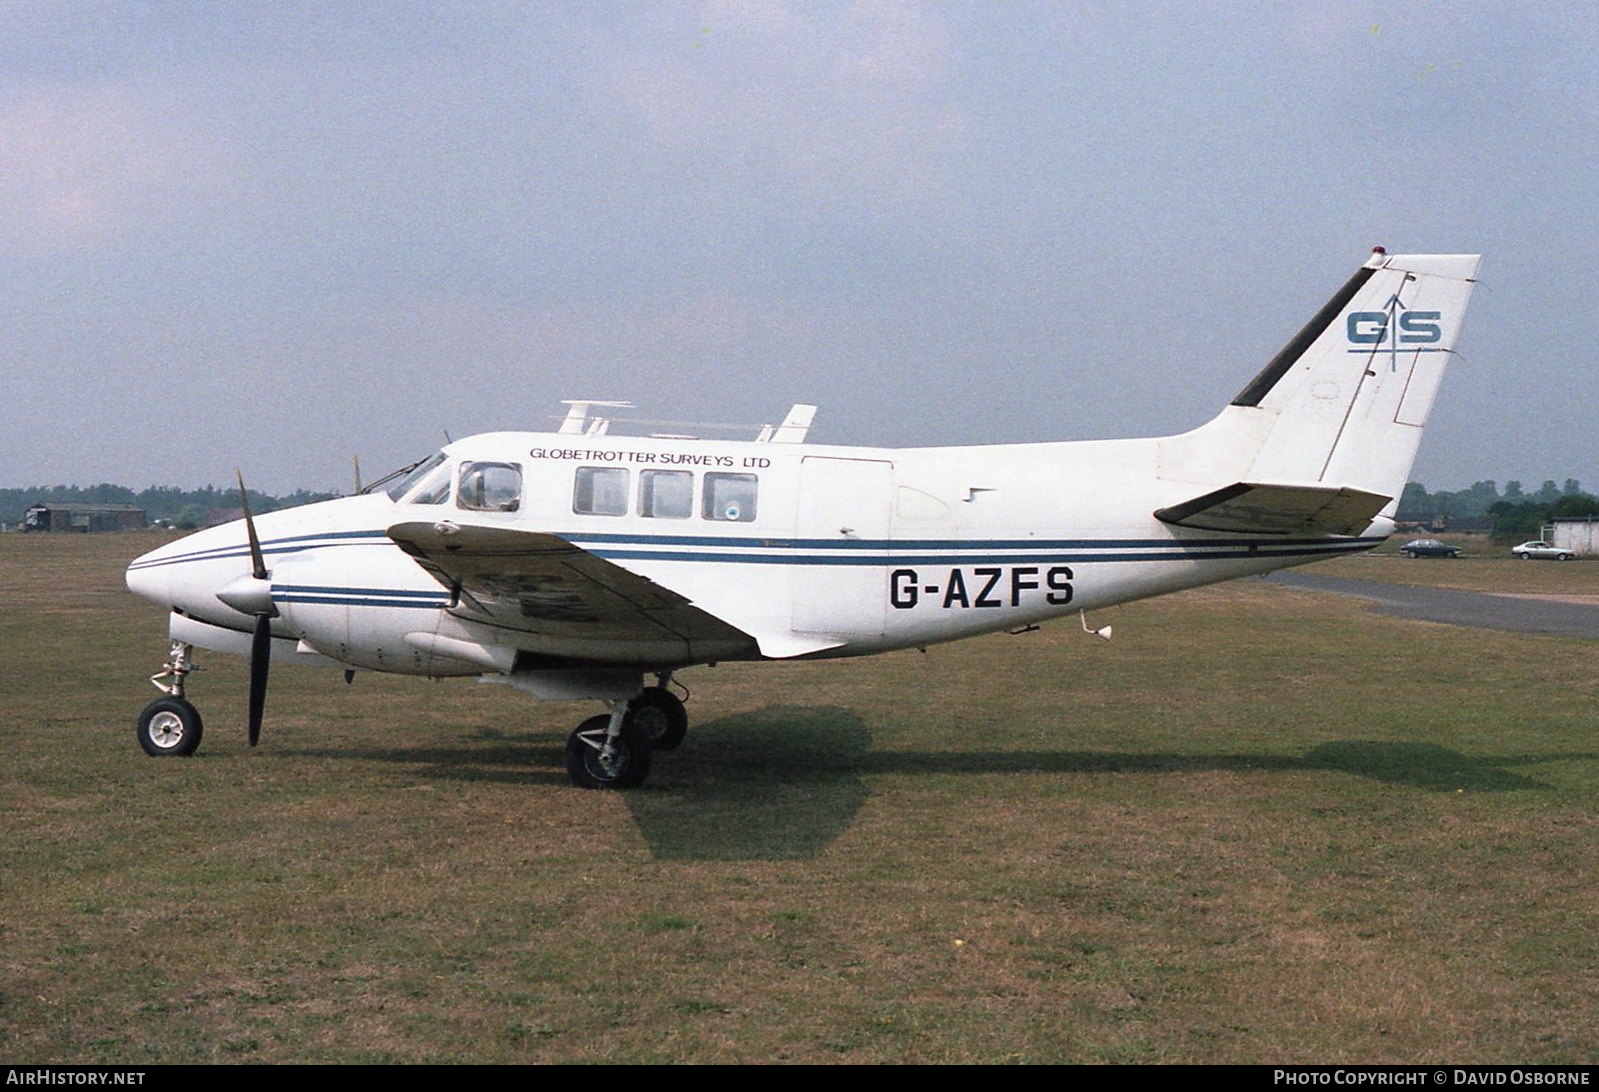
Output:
left=1511, top=541, right=1574, bottom=561
left=1400, top=538, right=1462, bottom=558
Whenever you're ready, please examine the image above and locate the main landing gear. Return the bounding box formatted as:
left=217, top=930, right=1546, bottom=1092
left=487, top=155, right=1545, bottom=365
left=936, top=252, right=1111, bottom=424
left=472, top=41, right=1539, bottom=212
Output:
left=136, top=641, right=204, bottom=756
left=563, top=673, right=689, bottom=790
left=629, top=684, right=688, bottom=751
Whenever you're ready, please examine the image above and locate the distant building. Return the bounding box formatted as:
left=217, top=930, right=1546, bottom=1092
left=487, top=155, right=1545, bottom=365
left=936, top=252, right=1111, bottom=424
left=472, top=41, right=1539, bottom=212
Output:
left=21, top=503, right=148, bottom=533
left=1549, top=517, right=1599, bottom=557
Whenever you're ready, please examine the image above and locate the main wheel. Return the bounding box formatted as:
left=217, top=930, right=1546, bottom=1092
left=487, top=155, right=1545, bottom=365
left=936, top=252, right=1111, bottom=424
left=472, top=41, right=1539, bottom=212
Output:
left=136, top=698, right=204, bottom=757
left=629, top=687, right=688, bottom=751
left=565, top=715, right=652, bottom=789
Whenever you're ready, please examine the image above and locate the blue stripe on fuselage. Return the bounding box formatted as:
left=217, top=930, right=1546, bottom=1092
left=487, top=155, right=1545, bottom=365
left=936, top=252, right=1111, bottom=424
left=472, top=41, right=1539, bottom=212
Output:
left=135, top=527, right=1383, bottom=572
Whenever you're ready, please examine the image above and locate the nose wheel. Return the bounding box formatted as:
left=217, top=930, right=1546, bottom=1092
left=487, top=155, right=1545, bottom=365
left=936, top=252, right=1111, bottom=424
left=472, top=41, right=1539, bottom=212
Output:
left=136, top=697, right=204, bottom=756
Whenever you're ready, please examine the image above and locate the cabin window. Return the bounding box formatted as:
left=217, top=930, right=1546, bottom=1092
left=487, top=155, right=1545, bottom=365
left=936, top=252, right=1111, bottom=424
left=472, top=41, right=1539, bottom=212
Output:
left=574, top=467, right=628, bottom=516
left=639, top=470, right=693, bottom=519
left=406, top=461, right=454, bottom=505
left=386, top=452, right=448, bottom=501
left=703, top=473, right=758, bottom=522
left=457, top=462, right=522, bottom=512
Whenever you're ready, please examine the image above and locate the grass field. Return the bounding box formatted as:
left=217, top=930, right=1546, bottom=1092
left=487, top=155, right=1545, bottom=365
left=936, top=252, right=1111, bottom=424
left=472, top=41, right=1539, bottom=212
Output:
left=3, top=532, right=1597, bottom=1064
left=1323, top=543, right=1599, bottom=597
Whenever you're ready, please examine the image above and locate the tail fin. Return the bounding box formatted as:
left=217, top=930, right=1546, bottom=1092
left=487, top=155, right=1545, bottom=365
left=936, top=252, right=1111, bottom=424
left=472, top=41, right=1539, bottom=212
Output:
left=1157, top=249, right=1480, bottom=536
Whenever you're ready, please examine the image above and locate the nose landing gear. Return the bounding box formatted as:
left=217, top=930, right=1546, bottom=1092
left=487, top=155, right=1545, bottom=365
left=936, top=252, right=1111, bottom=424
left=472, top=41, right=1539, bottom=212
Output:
left=136, top=641, right=204, bottom=757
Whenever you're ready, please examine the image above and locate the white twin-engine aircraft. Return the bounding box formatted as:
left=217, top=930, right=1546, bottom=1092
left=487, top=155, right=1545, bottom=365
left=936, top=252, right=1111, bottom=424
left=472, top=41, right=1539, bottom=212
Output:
left=127, top=249, right=1480, bottom=788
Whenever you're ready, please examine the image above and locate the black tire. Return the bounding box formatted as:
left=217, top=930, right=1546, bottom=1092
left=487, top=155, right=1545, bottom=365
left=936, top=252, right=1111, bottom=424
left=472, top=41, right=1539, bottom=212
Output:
left=629, top=687, right=688, bottom=751
left=1520, top=553, right=1531, bottom=560
left=136, top=698, right=203, bottom=757
left=1560, top=554, right=1572, bottom=561
left=565, top=715, right=652, bottom=789
left=1403, top=550, right=1416, bottom=558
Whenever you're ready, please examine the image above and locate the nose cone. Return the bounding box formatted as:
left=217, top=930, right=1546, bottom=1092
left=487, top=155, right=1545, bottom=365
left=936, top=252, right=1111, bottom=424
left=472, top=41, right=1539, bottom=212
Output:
left=126, top=540, right=177, bottom=607
left=125, top=520, right=260, bottom=624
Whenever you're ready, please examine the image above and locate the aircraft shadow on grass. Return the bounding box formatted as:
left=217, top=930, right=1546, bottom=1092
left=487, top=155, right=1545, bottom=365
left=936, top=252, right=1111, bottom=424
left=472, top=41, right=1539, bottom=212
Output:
left=287, top=706, right=873, bottom=861
left=285, top=707, right=1583, bottom=861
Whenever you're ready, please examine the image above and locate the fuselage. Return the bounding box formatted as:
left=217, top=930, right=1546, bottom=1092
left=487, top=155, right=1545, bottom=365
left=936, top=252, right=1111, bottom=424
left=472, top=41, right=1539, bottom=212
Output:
left=126, top=425, right=1385, bottom=681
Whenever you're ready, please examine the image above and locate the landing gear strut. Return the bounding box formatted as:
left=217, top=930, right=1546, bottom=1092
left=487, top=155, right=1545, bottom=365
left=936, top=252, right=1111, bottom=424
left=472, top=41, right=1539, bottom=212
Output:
left=565, top=700, right=652, bottom=789
left=136, top=641, right=204, bottom=756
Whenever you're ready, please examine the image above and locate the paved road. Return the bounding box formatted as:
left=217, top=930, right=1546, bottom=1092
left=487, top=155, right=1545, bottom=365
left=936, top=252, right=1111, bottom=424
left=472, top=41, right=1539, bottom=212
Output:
left=1266, top=571, right=1599, bottom=639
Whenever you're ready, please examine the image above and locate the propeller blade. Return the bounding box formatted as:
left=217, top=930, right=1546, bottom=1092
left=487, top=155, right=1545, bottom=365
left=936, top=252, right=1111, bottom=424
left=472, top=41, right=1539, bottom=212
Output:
left=248, top=613, right=271, bottom=746
left=237, top=471, right=271, bottom=745
left=235, top=470, right=268, bottom=581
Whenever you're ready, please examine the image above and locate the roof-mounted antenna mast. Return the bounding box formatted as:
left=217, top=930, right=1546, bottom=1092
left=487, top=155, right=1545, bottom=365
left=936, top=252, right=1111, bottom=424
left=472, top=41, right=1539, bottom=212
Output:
left=756, top=404, right=817, bottom=444
left=558, top=400, right=635, bottom=437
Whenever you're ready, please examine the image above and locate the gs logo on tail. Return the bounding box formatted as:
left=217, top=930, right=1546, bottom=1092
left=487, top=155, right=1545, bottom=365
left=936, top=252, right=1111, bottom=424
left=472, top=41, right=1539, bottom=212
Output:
left=1347, top=295, right=1442, bottom=346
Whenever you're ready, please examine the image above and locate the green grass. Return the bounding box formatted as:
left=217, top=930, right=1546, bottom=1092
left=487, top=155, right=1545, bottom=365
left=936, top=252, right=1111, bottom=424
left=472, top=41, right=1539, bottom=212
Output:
left=2, top=533, right=1597, bottom=1063
left=1325, top=547, right=1599, bottom=595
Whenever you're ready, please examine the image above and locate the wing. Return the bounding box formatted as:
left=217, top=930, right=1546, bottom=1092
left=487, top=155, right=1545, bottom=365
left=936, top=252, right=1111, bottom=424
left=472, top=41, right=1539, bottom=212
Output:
left=1154, top=481, right=1391, bottom=537
left=387, top=521, right=759, bottom=665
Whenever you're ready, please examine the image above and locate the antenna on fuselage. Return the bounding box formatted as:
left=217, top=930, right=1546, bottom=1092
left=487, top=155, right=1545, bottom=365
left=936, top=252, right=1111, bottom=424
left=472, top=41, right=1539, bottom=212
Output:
left=756, top=404, right=817, bottom=443
left=559, top=400, right=635, bottom=436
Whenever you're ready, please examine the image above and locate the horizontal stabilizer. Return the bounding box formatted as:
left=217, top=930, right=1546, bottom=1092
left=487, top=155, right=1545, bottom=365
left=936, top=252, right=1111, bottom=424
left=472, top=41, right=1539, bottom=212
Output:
left=1155, top=482, right=1391, bottom=536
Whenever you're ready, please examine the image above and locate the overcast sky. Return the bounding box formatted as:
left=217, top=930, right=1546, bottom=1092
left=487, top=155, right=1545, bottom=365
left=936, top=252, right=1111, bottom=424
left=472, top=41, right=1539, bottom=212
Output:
left=3, top=1, right=1594, bottom=495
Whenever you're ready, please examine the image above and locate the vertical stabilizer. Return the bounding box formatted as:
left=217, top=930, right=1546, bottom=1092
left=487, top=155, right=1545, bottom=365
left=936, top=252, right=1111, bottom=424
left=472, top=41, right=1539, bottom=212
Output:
left=1159, top=250, right=1479, bottom=528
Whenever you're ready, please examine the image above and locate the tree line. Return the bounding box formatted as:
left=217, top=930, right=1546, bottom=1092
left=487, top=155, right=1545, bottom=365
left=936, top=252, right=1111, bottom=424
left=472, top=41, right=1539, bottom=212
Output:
left=1398, top=479, right=1599, bottom=542
left=2, top=483, right=338, bottom=530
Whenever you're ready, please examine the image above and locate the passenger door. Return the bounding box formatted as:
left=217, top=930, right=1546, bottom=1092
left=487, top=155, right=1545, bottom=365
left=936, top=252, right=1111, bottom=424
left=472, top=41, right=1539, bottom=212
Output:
left=791, top=457, right=893, bottom=636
